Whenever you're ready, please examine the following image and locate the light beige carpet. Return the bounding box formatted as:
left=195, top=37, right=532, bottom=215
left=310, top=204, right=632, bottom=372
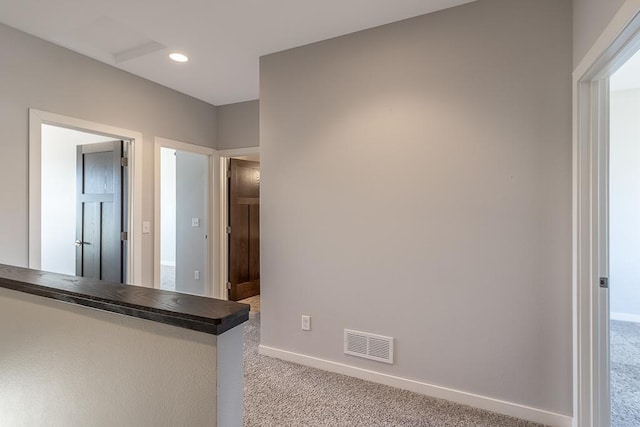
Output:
left=243, top=314, right=544, bottom=427
left=239, top=295, right=260, bottom=313
left=611, top=319, right=640, bottom=426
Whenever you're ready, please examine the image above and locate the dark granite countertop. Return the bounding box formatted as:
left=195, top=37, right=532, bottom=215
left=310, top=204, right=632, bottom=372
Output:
left=0, top=264, right=249, bottom=335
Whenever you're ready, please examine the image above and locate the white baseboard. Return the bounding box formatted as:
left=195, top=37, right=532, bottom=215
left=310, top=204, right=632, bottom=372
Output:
left=611, top=312, right=640, bottom=323
left=259, top=345, right=573, bottom=427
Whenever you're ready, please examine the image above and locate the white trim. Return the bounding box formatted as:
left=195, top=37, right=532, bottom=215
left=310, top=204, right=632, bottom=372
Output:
left=610, top=312, right=640, bottom=323
left=217, top=147, right=261, bottom=158
left=28, top=109, right=143, bottom=286
left=258, top=345, right=572, bottom=427
left=156, top=137, right=218, bottom=156
left=153, top=137, right=219, bottom=298
left=573, top=3, right=640, bottom=427
left=219, top=156, right=230, bottom=300
left=596, top=79, right=611, bottom=427
left=217, top=146, right=260, bottom=300
left=573, top=1, right=640, bottom=81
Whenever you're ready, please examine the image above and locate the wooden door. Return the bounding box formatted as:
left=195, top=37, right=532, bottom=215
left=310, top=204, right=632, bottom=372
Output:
left=228, top=159, right=260, bottom=301
left=76, top=141, right=124, bottom=283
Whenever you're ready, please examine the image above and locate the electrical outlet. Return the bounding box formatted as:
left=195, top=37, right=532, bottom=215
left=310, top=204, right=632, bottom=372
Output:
left=194, top=271, right=200, bottom=280
left=301, top=315, right=311, bottom=331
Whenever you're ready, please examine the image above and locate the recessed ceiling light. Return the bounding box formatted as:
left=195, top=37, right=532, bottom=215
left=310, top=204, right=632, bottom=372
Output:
left=169, top=53, right=189, bottom=63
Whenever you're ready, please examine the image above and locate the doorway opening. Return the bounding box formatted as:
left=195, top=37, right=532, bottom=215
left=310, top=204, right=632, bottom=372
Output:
left=41, top=126, right=129, bottom=282
left=154, top=137, right=218, bottom=298
left=218, top=147, right=260, bottom=312
left=574, top=5, right=640, bottom=427
left=29, top=109, right=143, bottom=285
left=609, top=47, right=640, bottom=426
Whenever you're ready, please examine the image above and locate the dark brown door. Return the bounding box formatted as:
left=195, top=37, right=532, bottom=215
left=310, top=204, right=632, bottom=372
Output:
left=76, top=141, right=124, bottom=283
left=228, top=159, right=260, bottom=301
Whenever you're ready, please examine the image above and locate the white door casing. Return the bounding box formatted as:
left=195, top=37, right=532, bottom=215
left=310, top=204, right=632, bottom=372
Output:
left=29, top=109, right=143, bottom=286
left=573, top=3, right=640, bottom=426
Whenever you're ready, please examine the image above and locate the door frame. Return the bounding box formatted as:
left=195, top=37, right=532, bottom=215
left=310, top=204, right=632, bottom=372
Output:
left=573, top=3, right=640, bottom=426
left=217, top=147, right=260, bottom=300
left=28, top=109, right=143, bottom=286
left=153, top=137, right=219, bottom=297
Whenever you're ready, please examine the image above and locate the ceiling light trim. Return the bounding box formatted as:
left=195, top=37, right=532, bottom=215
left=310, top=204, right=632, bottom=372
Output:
left=169, top=52, right=189, bottom=63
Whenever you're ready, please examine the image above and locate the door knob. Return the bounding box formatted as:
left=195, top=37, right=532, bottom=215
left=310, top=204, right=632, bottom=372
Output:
left=74, top=240, right=88, bottom=246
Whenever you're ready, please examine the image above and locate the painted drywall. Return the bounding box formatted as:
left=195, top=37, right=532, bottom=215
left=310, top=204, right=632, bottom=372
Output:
left=260, top=0, right=572, bottom=417
left=41, top=125, right=116, bottom=275
left=160, top=148, right=177, bottom=267
left=0, top=23, right=217, bottom=285
left=610, top=88, right=640, bottom=320
left=0, top=287, right=217, bottom=426
left=176, top=150, right=209, bottom=295
left=217, top=100, right=259, bottom=149
left=573, top=0, right=626, bottom=67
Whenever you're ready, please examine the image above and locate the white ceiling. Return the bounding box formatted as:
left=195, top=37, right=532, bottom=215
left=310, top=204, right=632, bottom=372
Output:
left=0, top=0, right=474, bottom=106
left=611, top=48, right=640, bottom=92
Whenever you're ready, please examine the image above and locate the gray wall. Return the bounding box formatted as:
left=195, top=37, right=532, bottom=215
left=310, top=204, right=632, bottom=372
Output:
left=260, top=0, right=572, bottom=415
left=175, top=150, right=209, bottom=295
left=573, top=0, right=626, bottom=67
left=217, top=100, right=260, bottom=149
left=0, top=23, right=217, bottom=285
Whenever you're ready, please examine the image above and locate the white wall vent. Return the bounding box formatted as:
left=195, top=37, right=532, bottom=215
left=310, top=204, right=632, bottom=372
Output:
left=344, top=329, right=394, bottom=364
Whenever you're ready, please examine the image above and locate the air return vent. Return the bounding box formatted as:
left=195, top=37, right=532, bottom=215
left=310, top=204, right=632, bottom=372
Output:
left=344, top=329, right=394, bottom=364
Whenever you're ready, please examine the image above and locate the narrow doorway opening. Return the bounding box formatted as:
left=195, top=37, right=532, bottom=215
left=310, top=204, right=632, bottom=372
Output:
left=154, top=138, right=216, bottom=298
left=228, top=157, right=260, bottom=306
left=40, top=124, right=130, bottom=283
left=159, top=148, right=209, bottom=295
left=160, top=147, right=177, bottom=291
left=609, top=47, right=640, bottom=427
left=574, top=7, right=640, bottom=427
left=219, top=148, right=260, bottom=314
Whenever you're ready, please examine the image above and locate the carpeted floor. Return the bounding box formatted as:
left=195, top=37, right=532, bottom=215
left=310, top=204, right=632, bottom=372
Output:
left=243, top=314, right=544, bottom=427
left=239, top=295, right=261, bottom=313
left=611, top=319, right=640, bottom=426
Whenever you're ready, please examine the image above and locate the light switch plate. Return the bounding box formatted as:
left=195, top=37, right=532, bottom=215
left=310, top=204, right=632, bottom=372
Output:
left=192, top=218, right=200, bottom=227
left=142, top=221, right=151, bottom=234
left=301, top=315, right=311, bottom=331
